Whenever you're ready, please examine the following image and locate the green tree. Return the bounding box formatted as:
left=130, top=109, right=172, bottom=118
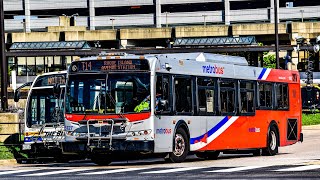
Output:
left=263, top=53, right=276, bottom=68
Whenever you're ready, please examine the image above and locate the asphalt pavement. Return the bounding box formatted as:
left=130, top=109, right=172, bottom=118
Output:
left=0, top=125, right=319, bottom=179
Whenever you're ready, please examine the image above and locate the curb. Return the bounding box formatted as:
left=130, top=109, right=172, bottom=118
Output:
left=0, top=159, right=17, bottom=166
left=302, top=125, right=320, bottom=130
left=306, top=161, right=320, bottom=165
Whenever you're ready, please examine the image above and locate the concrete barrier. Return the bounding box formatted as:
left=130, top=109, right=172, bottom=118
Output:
left=0, top=113, right=20, bottom=143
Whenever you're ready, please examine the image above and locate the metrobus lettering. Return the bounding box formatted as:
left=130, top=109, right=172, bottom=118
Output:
left=202, top=65, right=224, bottom=74
left=156, top=128, right=172, bottom=134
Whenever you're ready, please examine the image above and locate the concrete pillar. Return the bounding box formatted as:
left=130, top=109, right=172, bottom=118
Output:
left=224, top=0, right=230, bottom=25
left=291, top=50, right=298, bottom=70
left=270, top=0, right=279, bottom=24
left=89, top=0, right=96, bottom=30
left=120, top=39, right=127, bottom=49
left=24, top=0, right=31, bottom=32
left=154, top=0, right=162, bottom=28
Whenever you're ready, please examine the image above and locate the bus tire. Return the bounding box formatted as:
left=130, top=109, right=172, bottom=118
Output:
left=91, top=154, right=112, bottom=166
left=262, top=125, right=279, bottom=156
left=196, top=151, right=220, bottom=160
left=168, top=128, right=189, bottom=163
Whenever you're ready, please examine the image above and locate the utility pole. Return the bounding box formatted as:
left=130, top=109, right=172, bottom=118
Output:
left=202, top=15, right=207, bottom=27
left=0, top=0, right=8, bottom=111
left=165, top=12, right=169, bottom=28
left=110, top=18, right=115, bottom=30
left=274, top=0, right=279, bottom=69
left=300, top=9, right=304, bottom=22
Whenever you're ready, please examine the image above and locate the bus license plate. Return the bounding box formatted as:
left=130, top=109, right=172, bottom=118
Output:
left=22, top=144, right=31, bottom=150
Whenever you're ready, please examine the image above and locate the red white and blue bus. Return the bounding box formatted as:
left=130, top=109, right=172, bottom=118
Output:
left=63, top=52, right=302, bottom=165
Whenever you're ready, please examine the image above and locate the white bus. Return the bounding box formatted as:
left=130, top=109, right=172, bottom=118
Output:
left=63, top=53, right=302, bottom=165
left=15, top=71, right=66, bottom=161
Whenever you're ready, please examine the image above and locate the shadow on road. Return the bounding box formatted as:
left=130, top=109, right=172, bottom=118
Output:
left=16, top=152, right=274, bottom=168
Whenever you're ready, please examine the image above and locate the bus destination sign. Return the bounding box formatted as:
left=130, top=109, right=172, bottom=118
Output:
left=34, top=74, right=66, bottom=87
left=71, top=59, right=150, bottom=73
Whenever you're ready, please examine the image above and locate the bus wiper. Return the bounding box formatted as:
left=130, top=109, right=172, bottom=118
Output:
left=106, top=91, right=126, bottom=119
left=106, top=75, right=126, bottom=119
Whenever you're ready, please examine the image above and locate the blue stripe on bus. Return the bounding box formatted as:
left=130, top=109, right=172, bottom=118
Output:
left=24, top=136, right=43, bottom=142
left=190, top=116, right=229, bottom=145
left=258, top=68, right=267, bottom=80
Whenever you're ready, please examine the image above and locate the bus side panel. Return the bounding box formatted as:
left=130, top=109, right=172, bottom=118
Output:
left=201, top=110, right=300, bottom=151
left=202, top=115, right=267, bottom=151
left=281, top=83, right=302, bottom=146
left=153, top=116, right=175, bottom=153
left=154, top=115, right=208, bottom=153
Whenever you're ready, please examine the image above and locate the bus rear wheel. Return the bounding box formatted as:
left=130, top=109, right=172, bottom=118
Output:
left=91, top=154, right=112, bottom=166
left=262, top=125, right=279, bottom=156
left=168, top=128, right=189, bottom=163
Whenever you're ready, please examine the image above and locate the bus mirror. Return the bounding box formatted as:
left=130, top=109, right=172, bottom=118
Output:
left=14, top=90, right=20, bottom=102
left=158, top=99, right=168, bottom=111
left=53, top=84, right=61, bottom=97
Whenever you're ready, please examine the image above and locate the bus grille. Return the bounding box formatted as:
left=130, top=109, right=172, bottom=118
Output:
left=287, top=119, right=298, bottom=140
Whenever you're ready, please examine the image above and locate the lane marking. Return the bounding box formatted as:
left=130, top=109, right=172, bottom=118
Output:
left=141, top=167, right=207, bottom=174
left=206, top=166, right=265, bottom=173
left=20, top=169, right=89, bottom=176
left=0, top=169, right=40, bottom=175
left=81, top=168, right=149, bottom=175
left=274, top=165, right=320, bottom=172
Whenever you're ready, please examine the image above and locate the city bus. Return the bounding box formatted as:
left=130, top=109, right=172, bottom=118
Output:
left=63, top=52, right=302, bottom=165
left=15, top=71, right=66, bottom=161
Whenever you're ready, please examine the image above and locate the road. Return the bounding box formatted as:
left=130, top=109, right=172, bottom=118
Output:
left=0, top=126, right=319, bottom=179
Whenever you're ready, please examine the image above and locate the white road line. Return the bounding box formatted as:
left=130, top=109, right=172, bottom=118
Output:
left=0, top=169, right=40, bottom=175
left=206, top=166, right=265, bottom=173
left=141, top=167, right=207, bottom=174
left=81, top=168, right=149, bottom=175
left=274, top=165, right=320, bottom=172
left=20, top=169, right=89, bottom=176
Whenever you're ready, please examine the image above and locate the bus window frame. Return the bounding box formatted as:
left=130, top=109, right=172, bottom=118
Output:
left=173, top=75, right=194, bottom=116
left=275, top=83, right=290, bottom=110
left=196, top=76, right=217, bottom=116
left=218, top=78, right=237, bottom=116
left=155, top=73, right=173, bottom=115
left=257, top=81, right=274, bottom=110
left=238, top=80, right=256, bottom=116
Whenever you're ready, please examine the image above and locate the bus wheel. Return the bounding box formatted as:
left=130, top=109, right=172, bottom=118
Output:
left=262, top=125, right=279, bottom=156
left=91, top=154, right=112, bottom=166
left=196, top=151, right=220, bottom=160
left=168, top=128, right=189, bottom=163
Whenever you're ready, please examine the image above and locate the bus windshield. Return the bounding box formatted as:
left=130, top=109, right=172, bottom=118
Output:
left=27, top=88, right=64, bottom=127
left=66, top=73, right=150, bottom=114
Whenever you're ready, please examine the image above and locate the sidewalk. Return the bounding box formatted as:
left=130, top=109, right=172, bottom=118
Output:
left=0, top=159, right=17, bottom=166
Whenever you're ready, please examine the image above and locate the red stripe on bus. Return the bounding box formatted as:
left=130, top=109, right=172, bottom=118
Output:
left=65, top=113, right=151, bottom=122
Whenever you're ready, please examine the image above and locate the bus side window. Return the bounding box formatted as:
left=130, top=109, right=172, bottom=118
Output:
left=174, top=77, right=192, bottom=114
left=156, top=75, right=171, bottom=113
left=276, top=83, right=289, bottom=109
left=239, top=81, right=255, bottom=115
left=220, top=80, right=236, bottom=115
left=197, top=78, right=215, bottom=115
left=259, top=82, right=273, bottom=109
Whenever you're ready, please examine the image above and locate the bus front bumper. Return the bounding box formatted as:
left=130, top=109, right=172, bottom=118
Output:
left=62, top=140, right=154, bottom=154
